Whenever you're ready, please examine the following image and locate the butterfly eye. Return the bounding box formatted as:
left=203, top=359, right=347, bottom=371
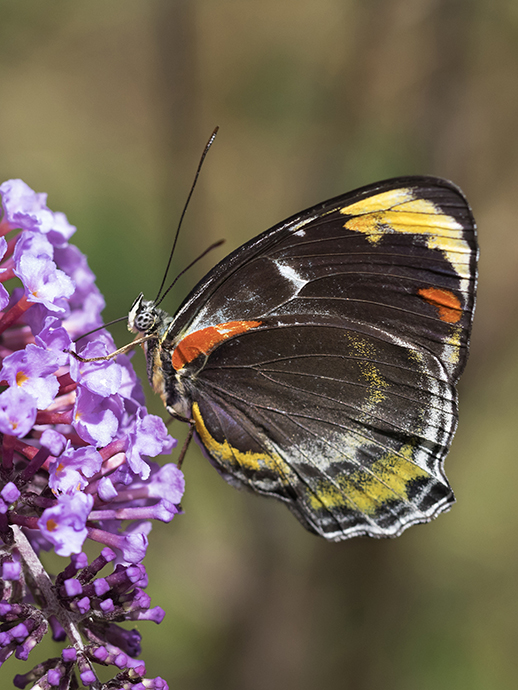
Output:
left=134, top=309, right=156, bottom=333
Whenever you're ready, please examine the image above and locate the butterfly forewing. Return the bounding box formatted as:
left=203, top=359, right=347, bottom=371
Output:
left=155, top=176, right=477, bottom=540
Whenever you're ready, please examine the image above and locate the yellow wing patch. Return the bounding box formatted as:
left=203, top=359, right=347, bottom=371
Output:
left=192, top=402, right=291, bottom=478
left=346, top=333, right=389, bottom=406
left=356, top=361, right=389, bottom=406
left=308, top=442, right=430, bottom=515
left=339, top=188, right=471, bottom=283
left=340, top=188, right=414, bottom=216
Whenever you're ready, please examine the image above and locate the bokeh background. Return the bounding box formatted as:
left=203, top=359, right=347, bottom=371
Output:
left=1, top=1, right=517, bottom=688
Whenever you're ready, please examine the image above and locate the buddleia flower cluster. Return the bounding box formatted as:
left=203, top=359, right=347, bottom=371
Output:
left=0, top=180, right=183, bottom=689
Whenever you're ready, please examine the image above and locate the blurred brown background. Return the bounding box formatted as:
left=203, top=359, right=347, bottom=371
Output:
left=1, top=1, right=517, bottom=688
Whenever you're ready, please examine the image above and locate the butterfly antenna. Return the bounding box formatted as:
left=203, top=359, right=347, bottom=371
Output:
left=73, top=315, right=129, bottom=343
left=154, top=126, right=220, bottom=305
left=155, top=239, right=224, bottom=307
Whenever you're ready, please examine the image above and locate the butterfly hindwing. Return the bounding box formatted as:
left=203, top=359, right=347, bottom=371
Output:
left=156, top=176, right=477, bottom=540
left=184, top=318, right=456, bottom=539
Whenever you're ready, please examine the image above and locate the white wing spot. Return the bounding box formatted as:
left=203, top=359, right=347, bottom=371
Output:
left=274, top=262, right=308, bottom=291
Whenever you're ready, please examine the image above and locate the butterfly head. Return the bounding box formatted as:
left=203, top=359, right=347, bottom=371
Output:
left=128, top=293, right=162, bottom=335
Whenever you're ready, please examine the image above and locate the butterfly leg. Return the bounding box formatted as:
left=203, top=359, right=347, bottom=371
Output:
left=64, top=333, right=156, bottom=363
left=175, top=420, right=195, bottom=470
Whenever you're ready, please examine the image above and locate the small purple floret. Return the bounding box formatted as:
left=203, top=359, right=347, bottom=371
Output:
left=100, top=598, right=115, bottom=613
left=47, top=668, right=62, bottom=685
left=64, top=579, right=83, bottom=597
left=1, top=482, right=20, bottom=504
left=93, top=646, right=108, bottom=661
left=0, top=387, right=38, bottom=438
left=62, top=647, right=77, bottom=662
left=125, top=409, right=176, bottom=479
left=38, top=492, right=94, bottom=556
left=39, top=428, right=67, bottom=456
left=79, top=668, right=96, bottom=685
left=76, top=597, right=90, bottom=614
left=14, top=231, right=75, bottom=311
left=73, top=387, right=122, bottom=446
left=2, top=561, right=21, bottom=580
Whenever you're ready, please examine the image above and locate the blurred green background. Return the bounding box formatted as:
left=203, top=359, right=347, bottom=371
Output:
left=1, top=1, right=517, bottom=688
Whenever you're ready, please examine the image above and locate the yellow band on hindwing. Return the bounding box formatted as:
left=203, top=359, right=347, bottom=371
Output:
left=192, top=402, right=289, bottom=478
left=308, top=442, right=430, bottom=515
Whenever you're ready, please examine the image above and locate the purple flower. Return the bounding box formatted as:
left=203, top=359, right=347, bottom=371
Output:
left=0, top=237, right=9, bottom=310
left=116, top=352, right=147, bottom=408
left=0, top=388, right=37, bottom=438
left=63, top=288, right=105, bottom=337
left=34, top=317, right=72, bottom=368
left=126, top=409, right=176, bottom=479
left=98, top=476, right=118, bottom=501
left=49, top=445, right=103, bottom=494
left=69, top=338, right=123, bottom=397
left=0, top=179, right=76, bottom=246
left=13, top=231, right=75, bottom=311
left=73, top=386, right=123, bottom=446
left=145, top=462, right=184, bottom=503
left=38, top=491, right=94, bottom=556
left=2, top=561, right=21, bottom=580
left=0, top=179, right=179, bottom=689
left=113, top=531, right=148, bottom=565
left=40, top=428, right=67, bottom=456
left=0, top=482, right=20, bottom=514
left=0, top=344, right=59, bottom=409
left=54, top=244, right=105, bottom=335
left=1, top=482, right=21, bottom=504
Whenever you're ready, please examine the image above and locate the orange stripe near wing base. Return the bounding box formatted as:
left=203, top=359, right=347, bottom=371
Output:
left=418, top=287, right=462, bottom=324
left=172, top=320, right=262, bottom=370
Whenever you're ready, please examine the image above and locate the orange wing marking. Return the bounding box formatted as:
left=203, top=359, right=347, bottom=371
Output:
left=172, top=320, right=262, bottom=370
left=418, top=287, right=462, bottom=324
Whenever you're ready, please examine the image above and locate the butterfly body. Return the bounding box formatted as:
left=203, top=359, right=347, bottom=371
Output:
left=128, top=176, right=477, bottom=541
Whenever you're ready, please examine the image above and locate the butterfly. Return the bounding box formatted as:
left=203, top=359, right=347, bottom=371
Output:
left=127, top=175, right=477, bottom=541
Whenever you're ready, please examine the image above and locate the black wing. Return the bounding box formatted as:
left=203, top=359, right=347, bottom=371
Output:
left=167, top=176, right=477, bottom=540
